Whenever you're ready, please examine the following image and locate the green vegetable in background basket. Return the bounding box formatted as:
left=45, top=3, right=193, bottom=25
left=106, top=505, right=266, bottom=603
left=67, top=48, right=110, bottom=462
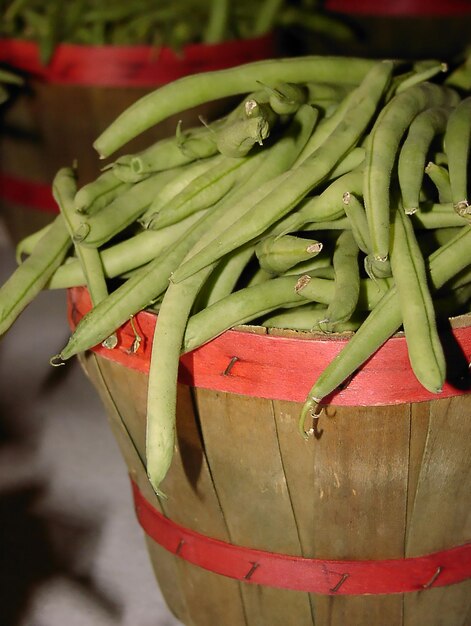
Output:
left=0, top=54, right=470, bottom=496
left=0, top=0, right=352, bottom=64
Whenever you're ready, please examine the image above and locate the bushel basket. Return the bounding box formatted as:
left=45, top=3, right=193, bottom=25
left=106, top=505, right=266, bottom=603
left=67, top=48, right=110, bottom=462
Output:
left=69, top=286, right=471, bottom=626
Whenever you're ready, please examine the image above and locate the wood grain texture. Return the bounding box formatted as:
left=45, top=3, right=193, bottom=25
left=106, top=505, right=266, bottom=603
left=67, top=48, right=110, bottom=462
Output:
left=77, top=347, right=471, bottom=626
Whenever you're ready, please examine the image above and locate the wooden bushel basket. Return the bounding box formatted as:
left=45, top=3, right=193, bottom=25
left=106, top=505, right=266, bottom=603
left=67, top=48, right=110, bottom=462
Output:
left=68, top=286, right=471, bottom=626
left=0, top=35, right=276, bottom=243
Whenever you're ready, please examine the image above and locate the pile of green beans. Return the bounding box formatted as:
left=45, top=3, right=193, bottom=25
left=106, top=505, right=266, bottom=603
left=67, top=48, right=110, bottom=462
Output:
left=1, top=55, right=470, bottom=496
left=0, top=0, right=349, bottom=64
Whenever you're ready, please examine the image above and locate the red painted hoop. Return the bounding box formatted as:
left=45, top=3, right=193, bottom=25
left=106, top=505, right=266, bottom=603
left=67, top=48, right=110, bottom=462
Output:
left=324, top=0, right=471, bottom=16
left=131, top=480, right=471, bottom=595
left=67, top=287, right=471, bottom=406
left=0, top=35, right=276, bottom=87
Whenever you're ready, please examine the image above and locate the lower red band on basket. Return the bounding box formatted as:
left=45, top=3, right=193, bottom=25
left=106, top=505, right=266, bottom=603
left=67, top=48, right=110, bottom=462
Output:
left=131, top=480, right=471, bottom=595
left=0, top=173, right=57, bottom=213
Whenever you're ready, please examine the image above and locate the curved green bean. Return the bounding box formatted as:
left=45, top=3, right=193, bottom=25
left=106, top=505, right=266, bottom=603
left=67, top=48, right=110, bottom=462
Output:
left=93, top=56, right=378, bottom=158
left=390, top=205, right=446, bottom=393
left=398, top=106, right=452, bottom=214
left=444, top=96, right=471, bottom=212
left=364, top=82, right=459, bottom=263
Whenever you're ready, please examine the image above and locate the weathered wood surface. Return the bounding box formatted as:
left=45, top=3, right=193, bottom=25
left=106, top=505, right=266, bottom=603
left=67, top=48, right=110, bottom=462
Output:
left=78, top=348, right=471, bottom=626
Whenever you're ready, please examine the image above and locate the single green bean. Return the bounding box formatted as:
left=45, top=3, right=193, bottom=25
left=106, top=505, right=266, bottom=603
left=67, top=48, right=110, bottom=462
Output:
left=425, top=161, right=453, bottom=204
left=398, top=106, right=452, bottom=214
left=15, top=222, right=53, bottom=263
left=316, top=229, right=360, bottom=332
left=390, top=205, right=446, bottom=393
left=146, top=153, right=255, bottom=230
left=341, top=191, right=371, bottom=254
left=0, top=214, right=71, bottom=337
left=182, top=275, right=316, bottom=353
left=93, top=56, right=378, bottom=158
left=139, top=158, right=222, bottom=229
left=74, top=168, right=132, bottom=214
left=53, top=167, right=109, bottom=306
left=144, top=101, right=318, bottom=493
left=256, top=234, right=323, bottom=275
left=444, top=96, right=471, bottom=212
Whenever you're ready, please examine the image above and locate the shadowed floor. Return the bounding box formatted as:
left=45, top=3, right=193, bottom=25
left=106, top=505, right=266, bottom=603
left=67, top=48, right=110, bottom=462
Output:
left=0, top=219, right=180, bottom=626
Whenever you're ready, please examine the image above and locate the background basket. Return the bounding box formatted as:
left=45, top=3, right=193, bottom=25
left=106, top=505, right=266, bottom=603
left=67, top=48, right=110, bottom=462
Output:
left=0, top=34, right=276, bottom=243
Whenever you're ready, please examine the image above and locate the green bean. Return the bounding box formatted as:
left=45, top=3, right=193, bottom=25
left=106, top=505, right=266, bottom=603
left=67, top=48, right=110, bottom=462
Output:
left=300, top=224, right=471, bottom=424
left=145, top=153, right=256, bottom=230
left=214, top=114, right=273, bottom=158
left=53, top=167, right=109, bottom=306
left=126, top=123, right=218, bottom=180
left=390, top=205, right=446, bottom=393
left=274, top=167, right=364, bottom=238
left=261, top=305, right=363, bottom=332
left=256, top=234, right=323, bottom=275
left=74, top=168, right=132, bottom=215
left=75, top=167, right=193, bottom=247
left=424, top=161, right=453, bottom=204
left=293, top=86, right=368, bottom=166
left=182, top=275, right=315, bottom=353
left=341, top=191, right=371, bottom=254
left=139, top=158, right=222, bottom=229
left=15, top=222, right=53, bottom=263
left=144, top=101, right=319, bottom=492
left=48, top=210, right=206, bottom=289
left=444, top=96, right=471, bottom=213
left=364, top=82, right=460, bottom=263
left=296, top=274, right=392, bottom=312
left=171, top=61, right=393, bottom=284
left=259, top=81, right=308, bottom=115
left=316, top=229, right=360, bottom=332
left=398, top=106, right=452, bottom=214
left=58, top=206, right=223, bottom=361
left=0, top=214, right=71, bottom=337
left=194, top=244, right=255, bottom=310
left=203, top=0, right=229, bottom=43
left=411, top=203, right=468, bottom=229
left=395, top=60, right=448, bottom=95
left=93, top=56, right=378, bottom=158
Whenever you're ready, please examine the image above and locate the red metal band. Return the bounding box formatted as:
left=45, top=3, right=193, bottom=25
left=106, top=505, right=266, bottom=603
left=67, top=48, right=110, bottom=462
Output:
left=67, top=287, right=471, bottom=406
left=0, top=172, right=57, bottom=213
left=324, top=0, right=471, bottom=16
left=131, top=480, right=471, bottom=595
left=0, top=35, right=276, bottom=87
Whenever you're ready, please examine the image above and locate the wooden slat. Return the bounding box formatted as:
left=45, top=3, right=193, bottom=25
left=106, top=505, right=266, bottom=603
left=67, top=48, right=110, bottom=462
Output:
left=195, top=388, right=314, bottom=625
left=78, top=353, right=189, bottom=624
left=273, top=400, right=409, bottom=625
left=404, top=394, right=471, bottom=625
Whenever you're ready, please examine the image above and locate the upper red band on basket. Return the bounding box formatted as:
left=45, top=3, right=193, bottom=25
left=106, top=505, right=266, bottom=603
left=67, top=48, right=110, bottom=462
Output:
left=0, top=35, right=276, bottom=87
left=324, top=0, right=471, bottom=16
left=131, top=480, right=471, bottom=595
left=67, top=287, right=471, bottom=406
